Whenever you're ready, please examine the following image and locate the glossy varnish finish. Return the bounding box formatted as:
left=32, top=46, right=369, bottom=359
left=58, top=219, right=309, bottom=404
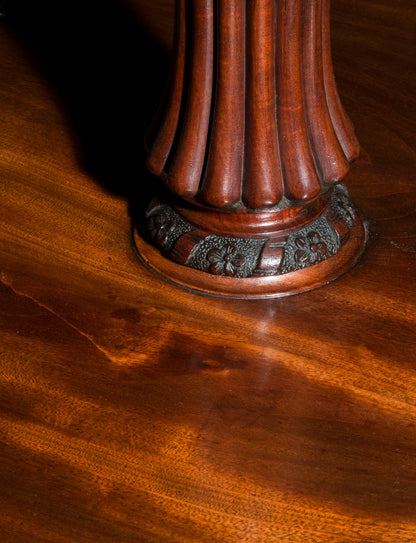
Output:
left=1, top=0, right=416, bottom=541
left=147, top=0, right=359, bottom=206
left=141, top=0, right=365, bottom=297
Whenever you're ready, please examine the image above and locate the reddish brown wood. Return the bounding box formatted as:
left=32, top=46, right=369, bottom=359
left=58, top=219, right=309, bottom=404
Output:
left=1, top=0, right=416, bottom=541
left=277, top=0, right=321, bottom=200
left=147, top=0, right=360, bottom=206
left=146, top=0, right=186, bottom=176
left=134, top=216, right=365, bottom=298
left=244, top=0, right=284, bottom=208
left=321, top=0, right=360, bottom=162
left=141, top=0, right=365, bottom=297
left=200, top=1, right=245, bottom=207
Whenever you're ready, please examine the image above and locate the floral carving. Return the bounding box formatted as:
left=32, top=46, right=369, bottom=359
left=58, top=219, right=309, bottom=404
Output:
left=144, top=185, right=356, bottom=278
left=294, top=232, right=327, bottom=265
left=207, top=244, right=246, bottom=276
left=148, top=213, right=174, bottom=246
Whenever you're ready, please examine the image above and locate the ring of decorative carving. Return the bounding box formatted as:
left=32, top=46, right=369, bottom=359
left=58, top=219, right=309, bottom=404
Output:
left=144, top=185, right=358, bottom=278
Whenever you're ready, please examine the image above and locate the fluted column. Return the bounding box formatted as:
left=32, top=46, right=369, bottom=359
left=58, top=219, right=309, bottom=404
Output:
left=134, top=0, right=366, bottom=298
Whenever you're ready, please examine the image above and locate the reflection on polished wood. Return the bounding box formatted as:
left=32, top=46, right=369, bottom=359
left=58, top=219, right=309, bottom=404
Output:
left=1, top=0, right=416, bottom=541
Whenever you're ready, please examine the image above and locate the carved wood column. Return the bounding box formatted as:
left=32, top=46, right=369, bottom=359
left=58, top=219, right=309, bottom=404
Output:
left=133, top=0, right=366, bottom=298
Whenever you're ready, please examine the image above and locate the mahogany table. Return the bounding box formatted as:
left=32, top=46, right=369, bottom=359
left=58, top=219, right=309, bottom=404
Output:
left=1, top=0, right=416, bottom=541
left=134, top=0, right=366, bottom=297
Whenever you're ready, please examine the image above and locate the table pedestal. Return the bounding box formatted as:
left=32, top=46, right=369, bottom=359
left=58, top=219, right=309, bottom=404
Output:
left=133, top=0, right=366, bottom=298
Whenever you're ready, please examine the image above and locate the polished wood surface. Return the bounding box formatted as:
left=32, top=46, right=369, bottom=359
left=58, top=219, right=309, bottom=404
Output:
left=1, top=0, right=416, bottom=541
left=141, top=0, right=365, bottom=297
left=147, top=0, right=359, bottom=205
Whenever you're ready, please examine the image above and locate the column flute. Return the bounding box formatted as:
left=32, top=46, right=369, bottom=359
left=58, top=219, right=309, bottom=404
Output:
left=134, top=0, right=366, bottom=298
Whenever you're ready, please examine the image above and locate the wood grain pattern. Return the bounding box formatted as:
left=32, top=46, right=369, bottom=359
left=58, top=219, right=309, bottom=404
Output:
left=1, top=0, right=416, bottom=541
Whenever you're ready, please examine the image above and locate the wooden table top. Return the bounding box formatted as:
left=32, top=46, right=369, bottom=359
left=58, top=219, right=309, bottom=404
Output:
left=1, top=1, right=415, bottom=541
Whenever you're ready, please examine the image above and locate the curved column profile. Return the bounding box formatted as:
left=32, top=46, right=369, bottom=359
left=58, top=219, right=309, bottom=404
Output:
left=135, top=0, right=366, bottom=298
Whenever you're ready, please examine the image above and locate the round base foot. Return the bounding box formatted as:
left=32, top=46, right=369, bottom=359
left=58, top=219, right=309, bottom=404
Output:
left=133, top=186, right=366, bottom=299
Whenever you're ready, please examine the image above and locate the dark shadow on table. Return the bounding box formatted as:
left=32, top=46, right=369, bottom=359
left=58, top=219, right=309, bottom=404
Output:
left=6, top=0, right=169, bottom=223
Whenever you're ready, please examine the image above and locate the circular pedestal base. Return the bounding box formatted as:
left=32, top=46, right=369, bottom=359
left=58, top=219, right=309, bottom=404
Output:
left=133, top=186, right=366, bottom=299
